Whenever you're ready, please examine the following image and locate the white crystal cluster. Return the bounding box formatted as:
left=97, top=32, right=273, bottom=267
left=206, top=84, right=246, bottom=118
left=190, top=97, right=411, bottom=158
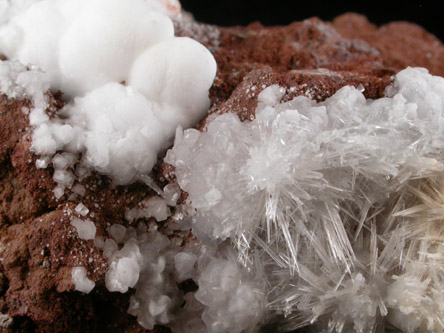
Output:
left=1, top=0, right=183, bottom=98
left=125, top=196, right=170, bottom=222
left=195, top=258, right=265, bottom=332
left=96, top=217, right=264, bottom=332
left=166, top=67, right=444, bottom=332
left=0, top=60, right=49, bottom=115
left=0, top=0, right=216, bottom=185
left=100, top=223, right=180, bottom=328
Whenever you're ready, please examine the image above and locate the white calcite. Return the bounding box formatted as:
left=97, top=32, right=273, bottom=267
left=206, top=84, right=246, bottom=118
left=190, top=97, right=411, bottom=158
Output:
left=143, top=197, right=170, bottom=221
left=195, top=258, right=265, bottom=333
left=103, top=223, right=266, bottom=332
left=0, top=0, right=216, bottom=185
left=107, top=257, right=141, bottom=292
left=0, top=60, right=49, bottom=116
left=163, top=183, right=181, bottom=206
left=125, top=196, right=170, bottom=222
left=71, top=184, right=85, bottom=196
left=71, top=218, right=96, bottom=240
left=128, top=36, right=216, bottom=138
left=63, top=83, right=164, bottom=184
left=108, top=224, right=127, bottom=245
left=74, top=203, right=89, bottom=216
left=0, top=0, right=174, bottom=97
left=105, top=229, right=182, bottom=330
left=71, top=266, right=95, bottom=293
left=174, top=252, right=197, bottom=283
left=105, top=239, right=143, bottom=293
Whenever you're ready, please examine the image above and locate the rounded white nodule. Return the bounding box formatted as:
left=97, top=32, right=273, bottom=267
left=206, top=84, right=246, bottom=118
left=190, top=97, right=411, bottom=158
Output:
left=1, top=0, right=217, bottom=185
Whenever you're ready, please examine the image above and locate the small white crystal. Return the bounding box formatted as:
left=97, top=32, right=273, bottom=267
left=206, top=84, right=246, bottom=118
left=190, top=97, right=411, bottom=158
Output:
left=74, top=203, right=89, bottom=216
left=195, top=258, right=265, bottom=333
left=174, top=252, right=197, bottom=282
left=108, top=224, right=127, bottom=244
left=144, top=196, right=169, bottom=222
left=257, top=84, right=284, bottom=106
left=53, top=169, right=75, bottom=187
left=52, top=186, right=64, bottom=199
left=71, top=266, right=95, bottom=293
left=124, top=207, right=141, bottom=222
left=35, top=157, right=50, bottom=169
left=116, top=257, right=140, bottom=289
left=71, top=218, right=96, bottom=240
left=103, top=238, right=118, bottom=259
left=106, top=256, right=140, bottom=293
left=0, top=312, right=13, bottom=328
left=72, top=184, right=86, bottom=196
left=93, top=236, right=105, bottom=249
left=149, top=295, right=172, bottom=317
left=52, top=153, right=76, bottom=170
left=163, top=183, right=181, bottom=206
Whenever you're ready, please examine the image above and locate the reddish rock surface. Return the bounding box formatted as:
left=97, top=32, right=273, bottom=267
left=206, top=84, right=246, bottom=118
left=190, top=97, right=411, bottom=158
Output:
left=333, top=13, right=444, bottom=76
left=1, top=13, right=444, bottom=332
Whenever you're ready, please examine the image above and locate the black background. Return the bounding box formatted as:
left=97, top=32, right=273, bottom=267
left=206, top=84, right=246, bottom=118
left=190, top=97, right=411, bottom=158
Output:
left=180, top=0, right=443, bottom=42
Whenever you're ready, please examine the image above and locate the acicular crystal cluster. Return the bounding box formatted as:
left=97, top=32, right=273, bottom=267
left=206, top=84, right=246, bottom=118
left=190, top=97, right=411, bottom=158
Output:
left=166, top=67, right=444, bottom=332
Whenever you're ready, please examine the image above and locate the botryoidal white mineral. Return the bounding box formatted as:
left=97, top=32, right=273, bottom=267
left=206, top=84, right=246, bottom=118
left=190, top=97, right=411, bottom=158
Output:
left=0, top=0, right=216, bottom=186
left=166, top=67, right=444, bottom=332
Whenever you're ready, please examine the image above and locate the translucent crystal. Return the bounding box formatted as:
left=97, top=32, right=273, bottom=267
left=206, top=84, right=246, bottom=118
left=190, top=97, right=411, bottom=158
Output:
left=74, top=203, right=89, bottom=217
left=71, top=218, right=96, bottom=240
left=71, top=266, right=95, bottom=294
left=166, top=67, right=444, bottom=332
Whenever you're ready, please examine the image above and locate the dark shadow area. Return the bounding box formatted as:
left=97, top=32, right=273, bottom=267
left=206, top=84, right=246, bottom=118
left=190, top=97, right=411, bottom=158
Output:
left=181, top=0, right=443, bottom=42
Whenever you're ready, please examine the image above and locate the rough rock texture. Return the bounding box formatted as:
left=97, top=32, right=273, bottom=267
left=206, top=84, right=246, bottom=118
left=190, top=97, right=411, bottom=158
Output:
left=333, top=13, right=444, bottom=76
left=1, top=13, right=444, bottom=332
